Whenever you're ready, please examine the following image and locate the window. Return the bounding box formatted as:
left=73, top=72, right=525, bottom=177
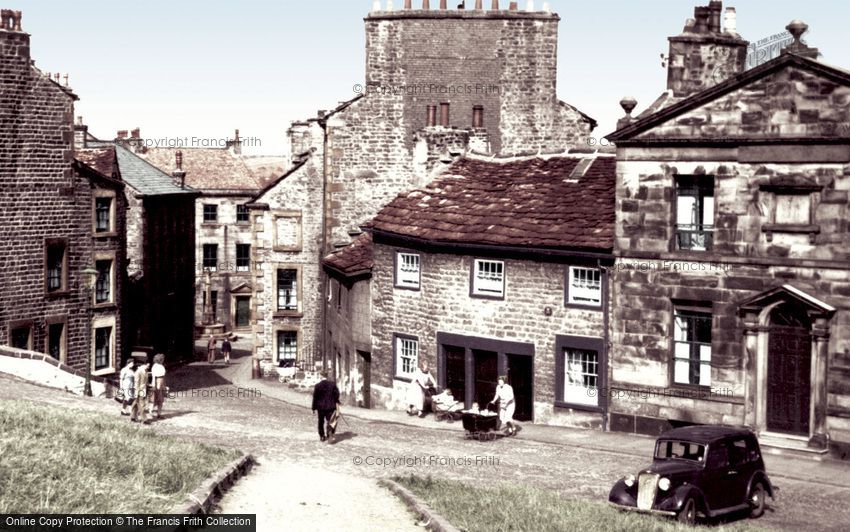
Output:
left=673, top=309, right=712, bottom=387
left=10, top=326, right=32, bottom=350
left=706, top=445, right=730, bottom=469
left=395, top=252, right=421, bottom=289
left=277, top=330, right=297, bottom=368
left=236, top=244, right=250, bottom=272
left=675, top=176, right=714, bottom=251
left=774, top=194, right=811, bottom=225
left=273, top=212, right=303, bottom=251
left=45, top=241, right=67, bottom=293
left=47, top=323, right=64, bottom=361
left=95, top=197, right=113, bottom=233
left=203, top=204, right=218, bottom=223
left=94, top=326, right=112, bottom=371
left=567, top=267, right=602, bottom=307
left=395, top=335, right=419, bottom=379
left=277, top=269, right=298, bottom=312
left=95, top=260, right=112, bottom=304
left=562, top=348, right=599, bottom=406
left=472, top=259, right=504, bottom=298
left=237, top=204, right=250, bottom=223
left=203, top=244, right=218, bottom=271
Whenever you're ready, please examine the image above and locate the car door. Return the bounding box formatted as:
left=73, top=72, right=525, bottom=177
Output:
left=726, top=437, right=753, bottom=506
left=702, top=442, right=738, bottom=512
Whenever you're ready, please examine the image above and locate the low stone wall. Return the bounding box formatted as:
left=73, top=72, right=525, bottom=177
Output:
left=0, top=346, right=113, bottom=397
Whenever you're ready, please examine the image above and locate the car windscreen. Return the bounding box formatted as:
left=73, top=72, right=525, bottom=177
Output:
left=654, top=440, right=706, bottom=463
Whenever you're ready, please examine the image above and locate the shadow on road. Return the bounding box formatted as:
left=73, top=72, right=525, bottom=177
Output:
left=330, top=432, right=357, bottom=445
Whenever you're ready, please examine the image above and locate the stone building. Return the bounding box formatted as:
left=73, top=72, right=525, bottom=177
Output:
left=606, top=5, right=850, bottom=456
left=141, top=136, right=264, bottom=335
left=257, top=0, right=597, bottom=373
left=323, top=153, right=616, bottom=427
left=0, top=10, right=123, bottom=374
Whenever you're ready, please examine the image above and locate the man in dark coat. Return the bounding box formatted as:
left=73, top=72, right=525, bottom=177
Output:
left=312, top=371, right=340, bottom=442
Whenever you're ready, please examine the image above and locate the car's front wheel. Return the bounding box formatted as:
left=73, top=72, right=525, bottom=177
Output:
left=677, top=497, right=697, bottom=525
left=749, top=481, right=766, bottom=518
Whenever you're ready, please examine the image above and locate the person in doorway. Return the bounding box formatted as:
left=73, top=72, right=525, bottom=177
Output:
left=311, top=371, right=340, bottom=442
left=406, top=362, right=436, bottom=418
left=490, top=375, right=517, bottom=436
left=149, top=353, right=167, bottom=419
left=206, top=334, right=217, bottom=364
left=221, top=337, right=232, bottom=365
left=119, top=358, right=135, bottom=416
left=131, top=360, right=151, bottom=424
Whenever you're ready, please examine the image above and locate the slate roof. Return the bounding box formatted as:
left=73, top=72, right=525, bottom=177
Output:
left=111, top=144, right=197, bottom=197
left=322, top=233, right=374, bottom=278
left=143, top=148, right=261, bottom=192
left=75, top=146, right=117, bottom=178
left=368, top=155, right=616, bottom=252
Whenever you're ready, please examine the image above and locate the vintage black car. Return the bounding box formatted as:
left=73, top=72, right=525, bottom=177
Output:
left=609, top=426, right=776, bottom=525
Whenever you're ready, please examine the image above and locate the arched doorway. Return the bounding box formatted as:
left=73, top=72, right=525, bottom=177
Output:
left=766, top=303, right=812, bottom=435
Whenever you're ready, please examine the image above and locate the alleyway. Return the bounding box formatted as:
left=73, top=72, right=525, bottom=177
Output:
left=2, top=344, right=849, bottom=531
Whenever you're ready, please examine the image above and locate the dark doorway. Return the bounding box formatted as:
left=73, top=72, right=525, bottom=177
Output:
left=507, top=354, right=533, bottom=421
left=235, top=297, right=250, bottom=328
left=444, top=345, right=466, bottom=405
left=357, top=350, right=371, bottom=408
left=473, top=350, right=498, bottom=407
left=766, top=304, right=812, bottom=435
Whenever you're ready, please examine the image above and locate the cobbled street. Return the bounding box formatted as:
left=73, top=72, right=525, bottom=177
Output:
left=2, top=348, right=849, bottom=532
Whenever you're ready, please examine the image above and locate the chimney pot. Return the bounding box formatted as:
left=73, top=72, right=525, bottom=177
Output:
left=723, top=7, right=737, bottom=34
left=472, top=105, right=484, bottom=128
left=422, top=0, right=430, bottom=8
left=439, top=103, right=450, bottom=127
left=117, top=130, right=128, bottom=139
left=475, top=0, right=483, bottom=8
left=542, top=1, right=551, bottom=12
left=708, top=0, right=722, bottom=33
left=526, top=0, right=535, bottom=11
left=386, top=0, right=394, bottom=11
left=509, top=2, right=518, bottom=11
left=372, top=0, right=381, bottom=11
left=130, top=128, right=140, bottom=139
left=427, top=105, right=437, bottom=127
left=491, top=0, right=499, bottom=9
left=619, top=97, right=638, bottom=116
left=404, top=0, right=412, bottom=8
left=440, top=0, right=447, bottom=9
left=175, top=150, right=183, bottom=171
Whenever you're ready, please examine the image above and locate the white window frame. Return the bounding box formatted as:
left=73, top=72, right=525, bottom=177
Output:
left=91, top=315, right=117, bottom=376
left=92, top=189, right=117, bottom=235
left=395, top=336, right=419, bottom=379
left=472, top=259, right=505, bottom=298
left=395, top=252, right=421, bottom=289
left=276, top=328, right=299, bottom=367
left=562, top=347, right=600, bottom=407
left=567, top=266, right=602, bottom=307
left=673, top=309, right=712, bottom=387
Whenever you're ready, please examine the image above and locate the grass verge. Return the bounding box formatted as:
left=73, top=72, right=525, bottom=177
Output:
left=0, top=400, right=240, bottom=513
left=393, top=475, right=769, bottom=532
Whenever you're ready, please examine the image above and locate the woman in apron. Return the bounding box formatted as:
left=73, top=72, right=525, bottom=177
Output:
left=491, top=375, right=517, bottom=436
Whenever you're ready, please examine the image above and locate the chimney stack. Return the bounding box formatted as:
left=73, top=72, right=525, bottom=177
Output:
left=227, top=128, right=243, bottom=155
left=172, top=151, right=186, bottom=189
left=116, top=130, right=128, bottom=140
left=666, top=2, right=749, bottom=97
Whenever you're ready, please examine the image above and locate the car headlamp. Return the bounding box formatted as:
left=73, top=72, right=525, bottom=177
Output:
left=624, top=474, right=636, bottom=487
left=658, top=477, right=671, bottom=491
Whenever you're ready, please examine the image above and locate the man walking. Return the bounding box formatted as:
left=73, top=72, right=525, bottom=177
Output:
left=311, top=371, right=340, bottom=442
left=221, top=337, right=232, bottom=365
left=131, top=359, right=151, bottom=424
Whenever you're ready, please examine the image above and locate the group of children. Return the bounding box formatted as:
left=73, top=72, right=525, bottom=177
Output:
left=118, top=354, right=167, bottom=423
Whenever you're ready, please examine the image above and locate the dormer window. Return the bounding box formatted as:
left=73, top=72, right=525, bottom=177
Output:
left=675, top=176, right=714, bottom=251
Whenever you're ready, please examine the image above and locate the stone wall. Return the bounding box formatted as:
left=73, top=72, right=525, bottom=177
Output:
left=0, top=19, right=96, bottom=370
left=252, top=156, right=325, bottom=368
left=369, top=241, right=608, bottom=428
left=326, top=276, right=372, bottom=407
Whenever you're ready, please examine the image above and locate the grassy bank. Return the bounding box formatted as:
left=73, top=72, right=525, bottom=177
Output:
left=0, top=401, right=240, bottom=513
left=394, top=475, right=768, bottom=532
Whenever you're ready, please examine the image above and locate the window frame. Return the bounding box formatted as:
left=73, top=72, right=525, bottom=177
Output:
left=673, top=175, right=715, bottom=252
left=91, top=315, right=117, bottom=375
left=565, top=266, right=604, bottom=309
left=44, top=315, right=68, bottom=363
left=44, top=238, right=69, bottom=297
left=272, top=210, right=303, bottom=252
left=92, top=189, right=117, bottom=236
left=393, top=333, right=420, bottom=382
left=8, top=320, right=34, bottom=351
left=93, top=252, right=116, bottom=308
left=202, top=204, right=219, bottom=224
left=236, top=243, right=251, bottom=272
left=554, top=334, right=605, bottom=412
left=671, top=305, right=713, bottom=389
left=236, top=204, right=251, bottom=224
left=274, top=265, right=303, bottom=317
left=470, top=258, right=505, bottom=300
left=275, top=328, right=300, bottom=367
left=394, top=251, right=421, bottom=291
left=202, top=243, right=219, bottom=272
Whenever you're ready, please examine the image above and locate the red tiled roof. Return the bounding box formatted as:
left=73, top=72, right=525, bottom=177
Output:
left=322, top=233, right=374, bottom=277
left=75, top=146, right=117, bottom=178
left=369, top=155, right=616, bottom=252
left=143, top=148, right=261, bottom=191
